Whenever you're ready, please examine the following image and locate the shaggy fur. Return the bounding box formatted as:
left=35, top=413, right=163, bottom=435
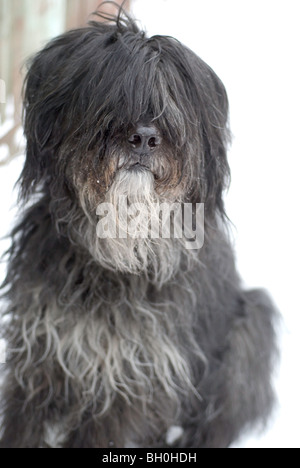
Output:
left=0, top=6, right=277, bottom=448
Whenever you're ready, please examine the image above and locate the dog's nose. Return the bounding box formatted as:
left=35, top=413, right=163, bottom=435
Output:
left=128, top=125, right=161, bottom=155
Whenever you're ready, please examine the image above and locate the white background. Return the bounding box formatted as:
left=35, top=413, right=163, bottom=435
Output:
left=1, top=0, right=300, bottom=448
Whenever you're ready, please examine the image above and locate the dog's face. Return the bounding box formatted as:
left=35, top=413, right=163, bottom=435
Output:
left=20, top=13, right=231, bottom=281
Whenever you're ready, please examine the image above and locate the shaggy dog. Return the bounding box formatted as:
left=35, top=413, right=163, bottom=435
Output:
left=0, top=6, right=277, bottom=448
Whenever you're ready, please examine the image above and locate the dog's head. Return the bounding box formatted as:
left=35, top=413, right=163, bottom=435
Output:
left=21, top=9, right=230, bottom=208
left=20, top=9, right=231, bottom=281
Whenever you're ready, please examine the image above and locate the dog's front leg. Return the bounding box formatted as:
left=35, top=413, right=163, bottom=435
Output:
left=62, top=412, right=125, bottom=448
left=0, top=372, right=50, bottom=448
left=179, top=289, right=277, bottom=448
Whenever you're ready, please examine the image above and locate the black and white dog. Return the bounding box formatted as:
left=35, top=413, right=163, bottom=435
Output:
left=0, top=6, right=277, bottom=448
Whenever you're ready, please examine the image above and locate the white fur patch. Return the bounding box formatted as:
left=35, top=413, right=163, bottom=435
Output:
left=43, top=422, right=66, bottom=448
left=166, top=426, right=184, bottom=445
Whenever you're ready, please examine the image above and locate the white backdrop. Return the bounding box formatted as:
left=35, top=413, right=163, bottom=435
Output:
left=0, top=0, right=299, bottom=448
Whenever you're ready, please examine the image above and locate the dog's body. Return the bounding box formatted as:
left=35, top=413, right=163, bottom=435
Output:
left=0, top=9, right=276, bottom=448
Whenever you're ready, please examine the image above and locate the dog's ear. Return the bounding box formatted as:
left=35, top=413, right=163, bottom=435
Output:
left=198, top=64, right=231, bottom=218
left=169, top=45, right=231, bottom=218
left=20, top=43, right=64, bottom=200
left=19, top=30, right=86, bottom=201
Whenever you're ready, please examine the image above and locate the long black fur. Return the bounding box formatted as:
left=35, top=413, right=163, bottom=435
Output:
left=0, top=6, right=277, bottom=448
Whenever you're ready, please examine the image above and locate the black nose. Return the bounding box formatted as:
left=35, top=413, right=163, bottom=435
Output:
left=128, top=125, right=161, bottom=155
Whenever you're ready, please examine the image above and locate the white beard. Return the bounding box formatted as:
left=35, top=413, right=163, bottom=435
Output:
left=76, top=168, right=200, bottom=286
left=95, top=169, right=181, bottom=285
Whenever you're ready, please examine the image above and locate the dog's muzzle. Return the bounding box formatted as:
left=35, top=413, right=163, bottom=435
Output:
left=127, top=124, right=161, bottom=169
